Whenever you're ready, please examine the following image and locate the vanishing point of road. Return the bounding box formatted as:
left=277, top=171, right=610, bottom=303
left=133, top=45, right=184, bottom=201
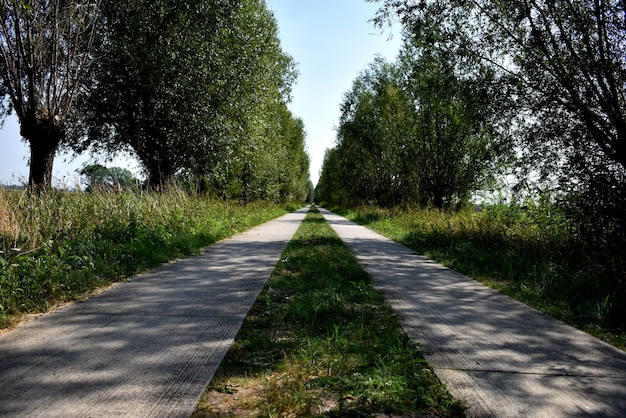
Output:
left=1, top=206, right=625, bottom=417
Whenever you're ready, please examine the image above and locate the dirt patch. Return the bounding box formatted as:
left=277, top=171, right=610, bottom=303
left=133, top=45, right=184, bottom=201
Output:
left=193, top=381, right=342, bottom=417
left=193, top=384, right=264, bottom=417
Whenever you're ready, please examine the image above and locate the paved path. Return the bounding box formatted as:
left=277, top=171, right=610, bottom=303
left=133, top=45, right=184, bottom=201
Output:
left=0, top=208, right=308, bottom=418
left=320, top=208, right=626, bottom=418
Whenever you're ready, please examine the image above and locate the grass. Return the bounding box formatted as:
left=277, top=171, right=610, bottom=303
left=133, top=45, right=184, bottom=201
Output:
left=0, top=187, right=296, bottom=328
left=193, top=206, right=463, bottom=417
left=330, top=204, right=626, bottom=350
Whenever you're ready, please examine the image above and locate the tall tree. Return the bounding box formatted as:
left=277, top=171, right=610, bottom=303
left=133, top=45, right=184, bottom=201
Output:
left=80, top=0, right=297, bottom=190
left=373, top=2, right=626, bottom=192
left=273, top=107, right=310, bottom=202
left=322, top=48, right=506, bottom=208
left=80, top=163, right=136, bottom=192
left=200, top=0, right=302, bottom=201
left=316, top=147, right=346, bottom=205
left=334, top=58, right=408, bottom=205
left=80, top=0, right=237, bottom=187
left=0, top=0, right=100, bottom=190
left=397, top=40, right=507, bottom=208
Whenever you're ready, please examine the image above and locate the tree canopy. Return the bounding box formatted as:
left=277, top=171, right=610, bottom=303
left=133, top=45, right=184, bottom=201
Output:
left=317, top=39, right=509, bottom=208
left=80, top=164, right=137, bottom=192
left=79, top=0, right=305, bottom=192
left=0, top=0, right=101, bottom=190
left=1, top=0, right=310, bottom=200
left=369, top=0, right=626, bottom=246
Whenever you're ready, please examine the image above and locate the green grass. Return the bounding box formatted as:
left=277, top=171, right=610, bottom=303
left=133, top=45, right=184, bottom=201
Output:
left=194, top=206, right=463, bottom=417
left=0, top=187, right=296, bottom=328
left=331, top=204, right=626, bottom=350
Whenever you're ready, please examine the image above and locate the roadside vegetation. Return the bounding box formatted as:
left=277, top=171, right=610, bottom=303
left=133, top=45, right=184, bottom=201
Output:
left=194, top=206, right=463, bottom=417
left=316, top=1, right=626, bottom=350
left=331, top=204, right=626, bottom=350
left=0, top=187, right=296, bottom=329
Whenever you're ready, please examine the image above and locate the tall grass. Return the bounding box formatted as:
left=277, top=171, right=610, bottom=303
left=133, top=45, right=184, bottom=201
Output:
left=334, top=203, right=626, bottom=349
left=0, top=187, right=295, bottom=328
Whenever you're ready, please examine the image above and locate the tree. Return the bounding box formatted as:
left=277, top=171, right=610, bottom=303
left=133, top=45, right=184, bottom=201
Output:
left=321, top=47, right=506, bottom=208
left=0, top=0, right=101, bottom=190
left=316, top=148, right=347, bottom=205
left=373, top=0, right=626, bottom=245
left=80, top=164, right=137, bottom=192
left=373, top=3, right=626, bottom=189
left=196, top=0, right=302, bottom=201
left=333, top=58, right=408, bottom=205
left=209, top=100, right=310, bottom=203
left=79, top=0, right=236, bottom=188
left=306, top=179, right=315, bottom=203
left=80, top=0, right=298, bottom=190
left=397, top=40, right=508, bottom=208
left=272, top=107, right=310, bottom=202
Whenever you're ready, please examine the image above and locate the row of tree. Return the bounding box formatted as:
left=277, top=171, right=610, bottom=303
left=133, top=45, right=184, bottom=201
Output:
left=316, top=48, right=508, bottom=208
left=318, top=0, right=626, bottom=244
left=0, top=0, right=311, bottom=202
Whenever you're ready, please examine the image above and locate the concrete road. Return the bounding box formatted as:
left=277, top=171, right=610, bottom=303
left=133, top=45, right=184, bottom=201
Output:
left=0, top=207, right=308, bottom=418
left=320, top=208, right=626, bottom=418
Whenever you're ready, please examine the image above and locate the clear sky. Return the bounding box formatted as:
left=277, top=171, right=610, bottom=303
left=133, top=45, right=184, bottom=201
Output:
left=0, top=0, right=402, bottom=187
left=265, top=0, right=402, bottom=185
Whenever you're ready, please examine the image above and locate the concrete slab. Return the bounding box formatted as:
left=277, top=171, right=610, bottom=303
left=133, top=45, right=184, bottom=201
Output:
left=320, top=208, right=626, bottom=417
left=0, top=207, right=308, bottom=418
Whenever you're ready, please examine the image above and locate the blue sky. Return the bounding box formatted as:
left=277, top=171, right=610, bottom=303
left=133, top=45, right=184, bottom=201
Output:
left=0, top=0, right=402, bottom=186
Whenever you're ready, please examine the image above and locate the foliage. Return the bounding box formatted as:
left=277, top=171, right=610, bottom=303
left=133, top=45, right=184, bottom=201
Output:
left=316, top=148, right=347, bottom=206
left=333, top=58, right=411, bottom=205
left=0, top=187, right=292, bottom=328
left=76, top=0, right=309, bottom=196
left=397, top=39, right=510, bottom=208
left=1, top=0, right=310, bottom=200
left=334, top=204, right=625, bottom=348
left=317, top=35, right=510, bottom=209
left=0, top=0, right=101, bottom=190
left=370, top=0, right=626, bottom=284
left=195, top=207, right=463, bottom=417
left=209, top=100, right=311, bottom=203
left=80, top=164, right=138, bottom=192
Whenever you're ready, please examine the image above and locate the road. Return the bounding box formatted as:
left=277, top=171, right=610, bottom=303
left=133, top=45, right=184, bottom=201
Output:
left=2, top=206, right=626, bottom=417
left=0, top=207, right=309, bottom=417
left=320, top=207, right=626, bottom=417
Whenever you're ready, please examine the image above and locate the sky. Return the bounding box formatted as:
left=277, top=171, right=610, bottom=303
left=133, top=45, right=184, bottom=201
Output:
left=0, top=0, right=403, bottom=187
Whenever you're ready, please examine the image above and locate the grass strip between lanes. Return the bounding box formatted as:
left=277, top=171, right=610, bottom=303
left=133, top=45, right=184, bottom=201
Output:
left=193, top=206, right=463, bottom=417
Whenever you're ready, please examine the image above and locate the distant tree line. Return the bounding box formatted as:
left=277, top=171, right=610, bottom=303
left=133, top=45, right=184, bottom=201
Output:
left=318, top=0, right=626, bottom=247
left=80, top=164, right=138, bottom=192
left=0, top=0, right=311, bottom=202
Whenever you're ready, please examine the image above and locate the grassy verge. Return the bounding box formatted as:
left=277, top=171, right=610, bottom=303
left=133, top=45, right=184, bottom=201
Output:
left=0, top=187, right=296, bottom=328
left=193, top=206, right=463, bottom=417
left=331, top=205, right=626, bottom=350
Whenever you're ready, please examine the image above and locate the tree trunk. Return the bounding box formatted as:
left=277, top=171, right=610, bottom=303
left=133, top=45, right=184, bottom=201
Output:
left=20, top=117, right=63, bottom=192
left=432, top=190, right=444, bottom=209
left=145, top=156, right=173, bottom=190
